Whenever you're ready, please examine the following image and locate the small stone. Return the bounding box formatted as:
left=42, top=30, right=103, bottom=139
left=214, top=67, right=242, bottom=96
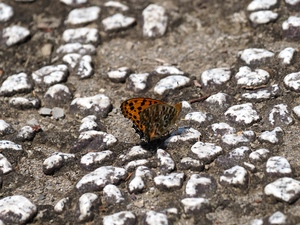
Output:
left=125, top=159, right=149, bottom=171
left=70, top=94, right=112, bottom=118
left=249, top=11, right=278, bottom=25
left=181, top=198, right=210, bottom=214
left=0, top=3, right=13, bottom=22
left=268, top=211, right=287, bottom=225
left=292, top=105, right=300, bottom=119
left=0, top=154, right=12, bottom=174
left=56, top=43, right=96, bottom=55
left=186, top=174, right=216, bottom=197
left=52, top=107, right=65, bottom=119
left=62, top=27, right=100, bottom=44
left=284, top=72, right=300, bottom=92
left=108, top=67, right=131, bottom=83
left=102, top=13, right=135, bottom=31
left=144, top=211, right=168, bottom=225
left=0, top=73, right=33, bottom=96
left=60, top=0, right=87, bottom=5
left=179, top=157, right=204, bottom=171
left=44, top=84, right=72, bottom=108
left=201, top=68, right=231, bottom=89
left=40, top=43, right=53, bottom=57
left=104, top=1, right=129, bottom=11
left=17, top=126, right=35, bottom=141
left=266, top=156, right=292, bottom=176
left=157, top=149, right=175, bottom=174
left=43, top=152, right=75, bottom=175
left=191, top=142, right=223, bottom=164
left=39, top=108, right=52, bottom=116
left=239, top=48, right=274, bottom=65
left=210, top=122, right=236, bottom=137
left=235, top=66, right=270, bottom=86
left=247, top=0, right=278, bottom=11
left=54, top=197, right=70, bottom=213
left=250, top=219, right=264, bottom=225
left=103, top=184, right=124, bottom=204
left=278, top=47, right=295, bottom=64
left=120, top=145, right=151, bottom=163
left=268, top=104, right=293, bottom=126
left=241, top=84, right=281, bottom=101
left=9, top=97, right=40, bottom=109
left=78, top=193, right=99, bottom=222
left=77, top=55, right=93, bottom=79
left=65, top=6, right=101, bottom=25
left=258, top=127, right=283, bottom=144
left=153, top=66, right=184, bottom=75
left=249, top=148, right=270, bottom=163
left=154, top=173, right=185, bottom=191
left=2, top=25, right=30, bottom=46
left=220, top=166, right=248, bottom=188
left=126, top=73, right=149, bottom=92
left=221, top=133, right=252, bottom=148
left=204, top=93, right=232, bottom=110
left=184, top=111, right=213, bottom=124
left=225, top=103, right=261, bottom=125
left=32, top=65, right=69, bottom=87
left=264, top=177, right=300, bottom=203
left=80, top=150, right=113, bottom=170
left=103, top=211, right=136, bottom=225
left=0, top=195, right=37, bottom=224
left=71, top=130, right=117, bottom=153
left=154, top=75, right=191, bottom=95
left=142, top=4, right=168, bottom=38
left=76, top=166, right=127, bottom=192
left=282, top=16, right=300, bottom=39
left=285, top=0, right=300, bottom=9
left=79, top=115, right=99, bottom=132
left=165, top=127, right=201, bottom=143
left=128, top=166, right=152, bottom=193
left=0, top=120, right=14, bottom=136
left=0, top=140, right=22, bottom=151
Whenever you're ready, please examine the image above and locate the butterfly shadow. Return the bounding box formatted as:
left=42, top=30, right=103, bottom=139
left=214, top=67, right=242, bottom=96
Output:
left=140, top=135, right=170, bottom=151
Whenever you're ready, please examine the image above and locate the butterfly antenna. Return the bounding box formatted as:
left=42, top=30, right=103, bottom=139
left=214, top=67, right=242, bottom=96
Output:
left=188, top=94, right=210, bottom=104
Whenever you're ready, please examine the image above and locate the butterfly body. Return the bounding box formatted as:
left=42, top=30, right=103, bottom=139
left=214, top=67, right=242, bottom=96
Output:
left=120, top=98, right=182, bottom=142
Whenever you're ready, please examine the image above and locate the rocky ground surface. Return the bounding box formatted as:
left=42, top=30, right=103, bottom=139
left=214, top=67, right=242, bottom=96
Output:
left=1, top=0, right=300, bottom=224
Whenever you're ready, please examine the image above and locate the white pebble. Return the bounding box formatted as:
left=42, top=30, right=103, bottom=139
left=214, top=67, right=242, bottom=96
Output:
left=191, top=142, right=223, bottom=163
left=32, top=65, right=69, bottom=86
left=142, top=4, right=168, bottom=38
left=65, top=6, right=101, bottom=25
left=278, top=47, right=295, bottom=64
left=239, top=48, right=274, bottom=64
left=78, top=193, right=98, bottom=222
left=249, top=11, right=278, bottom=25
left=62, top=27, right=99, bottom=44
left=102, top=13, right=135, bottom=31
left=247, top=0, right=278, bottom=11
left=2, top=25, right=30, bottom=46
left=266, top=156, right=292, bottom=175
left=264, top=177, right=300, bottom=203
left=0, top=3, right=13, bottom=22
left=225, top=103, right=260, bottom=125
left=0, top=73, right=32, bottom=96
left=235, top=66, right=270, bottom=86
left=127, top=73, right=149, bottom=92
left=57, top=43, right=96, bottom=55
left=154, top=75, right=190, bottom=95
left=284, top=72, right=300, bottom=92
left=201, top=68, right=231, bottom=87
left=220, top=166, right=248, bottom=187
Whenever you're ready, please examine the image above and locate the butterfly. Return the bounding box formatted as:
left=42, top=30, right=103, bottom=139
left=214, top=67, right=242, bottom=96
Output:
left=120, top=98, right=182, bottom=142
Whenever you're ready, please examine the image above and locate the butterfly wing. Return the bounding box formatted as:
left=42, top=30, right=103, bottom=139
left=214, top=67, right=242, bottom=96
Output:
left=120, top=98, right=166, bottom=139
left=140, top=102, right=182, bottom=141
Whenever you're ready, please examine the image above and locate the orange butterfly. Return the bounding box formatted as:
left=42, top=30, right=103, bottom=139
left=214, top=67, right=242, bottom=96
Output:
left=120, top=98, right=182, bottom=142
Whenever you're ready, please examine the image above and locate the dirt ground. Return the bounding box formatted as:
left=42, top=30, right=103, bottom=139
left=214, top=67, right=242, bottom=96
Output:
left=1, top=0, right=300, bottom=224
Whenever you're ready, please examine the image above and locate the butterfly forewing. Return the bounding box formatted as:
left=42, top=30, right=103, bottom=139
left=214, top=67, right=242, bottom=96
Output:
left=120, top=98, right=166, bottom=139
